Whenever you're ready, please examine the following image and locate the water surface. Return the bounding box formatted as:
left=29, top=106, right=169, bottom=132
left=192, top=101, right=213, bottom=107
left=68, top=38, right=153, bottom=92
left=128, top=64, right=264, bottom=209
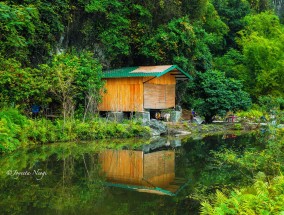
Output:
left=0, top=132, right=259, bottom=215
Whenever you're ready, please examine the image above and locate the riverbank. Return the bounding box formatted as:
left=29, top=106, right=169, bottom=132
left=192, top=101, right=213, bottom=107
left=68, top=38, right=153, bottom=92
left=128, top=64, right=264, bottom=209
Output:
left=166, top=121, right=260, bottom=137
left=2, top=108, right=282, bottom=154
left=0, top=108, right=151, bottom=153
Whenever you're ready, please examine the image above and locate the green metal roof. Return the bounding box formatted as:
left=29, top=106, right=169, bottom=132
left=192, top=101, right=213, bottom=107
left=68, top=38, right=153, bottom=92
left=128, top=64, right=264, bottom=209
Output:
left=102, top=65, right=192, bottom=80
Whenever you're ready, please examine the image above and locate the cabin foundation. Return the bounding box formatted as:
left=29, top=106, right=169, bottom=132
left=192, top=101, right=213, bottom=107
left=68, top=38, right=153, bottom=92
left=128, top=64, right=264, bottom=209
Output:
left=107, top=111, right=124, bottom=122
left=135, top=111, right=150, bottom=123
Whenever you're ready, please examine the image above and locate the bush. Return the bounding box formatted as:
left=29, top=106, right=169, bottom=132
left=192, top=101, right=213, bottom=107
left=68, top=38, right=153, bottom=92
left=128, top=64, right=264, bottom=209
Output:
left=201, top=174, right=284, bottom=215
left=258, top=95, right=284, bottom=111
left=237, top=109, right=264, bottom=122
left=0, top=108, right=29, bottom=153
left=26, top=119, right=58, bottom=143
left=0, top=108, right=151, bottom=153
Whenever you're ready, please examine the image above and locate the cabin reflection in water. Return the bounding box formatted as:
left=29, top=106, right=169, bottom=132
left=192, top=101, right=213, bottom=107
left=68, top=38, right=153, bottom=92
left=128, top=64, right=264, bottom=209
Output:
left=99, top=146, right=187, bottom=196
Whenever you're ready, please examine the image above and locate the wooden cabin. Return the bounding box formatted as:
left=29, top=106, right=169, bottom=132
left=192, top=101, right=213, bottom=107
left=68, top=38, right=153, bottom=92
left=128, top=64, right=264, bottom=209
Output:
left=99, top=149, right=180, bottom=194
left=98, top=65, right=191, bottom=112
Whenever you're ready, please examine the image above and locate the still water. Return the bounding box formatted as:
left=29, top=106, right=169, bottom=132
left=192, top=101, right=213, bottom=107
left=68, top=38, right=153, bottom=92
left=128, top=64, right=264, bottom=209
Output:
left=0, top=132, right=258, bottom=215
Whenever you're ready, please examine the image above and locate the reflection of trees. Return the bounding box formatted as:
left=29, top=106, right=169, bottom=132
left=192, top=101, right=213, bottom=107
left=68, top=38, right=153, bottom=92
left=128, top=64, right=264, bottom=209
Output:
left=176, top=133, right=260, bottom=201
left=0, top=143, right=106, bottom=215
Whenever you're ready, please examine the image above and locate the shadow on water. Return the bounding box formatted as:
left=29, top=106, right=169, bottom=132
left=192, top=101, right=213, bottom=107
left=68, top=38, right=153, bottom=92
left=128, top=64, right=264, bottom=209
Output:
left=0, top=132, right=260, bottom=215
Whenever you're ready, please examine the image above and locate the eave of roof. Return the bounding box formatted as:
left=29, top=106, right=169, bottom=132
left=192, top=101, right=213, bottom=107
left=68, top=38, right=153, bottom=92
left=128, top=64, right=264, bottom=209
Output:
left=102, top=65, right=192, bottom=80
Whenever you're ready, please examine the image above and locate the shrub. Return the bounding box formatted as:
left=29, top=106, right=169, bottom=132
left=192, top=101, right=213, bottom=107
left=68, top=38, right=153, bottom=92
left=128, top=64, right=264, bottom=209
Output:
left=26, top=119, right=58, bottom=143
left=0, top=118, right=21, bottom=152
left=258, top=95, right=284, bottom=111
left=0, top=108, right=28, bottom=153
left=201, top=174, right=284, bottom=215
left=0, top=108, right=151, bottom=153
left=237, top=109, right=264, bottom=122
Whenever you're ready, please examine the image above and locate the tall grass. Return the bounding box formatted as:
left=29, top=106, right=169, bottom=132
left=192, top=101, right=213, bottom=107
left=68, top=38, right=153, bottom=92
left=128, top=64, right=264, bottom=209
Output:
left=0, top=108, right=150, bottom=153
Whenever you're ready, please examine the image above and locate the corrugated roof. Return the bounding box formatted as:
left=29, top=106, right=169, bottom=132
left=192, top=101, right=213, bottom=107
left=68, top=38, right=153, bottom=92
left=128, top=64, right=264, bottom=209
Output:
left=103, top=65, right=192, bottom=80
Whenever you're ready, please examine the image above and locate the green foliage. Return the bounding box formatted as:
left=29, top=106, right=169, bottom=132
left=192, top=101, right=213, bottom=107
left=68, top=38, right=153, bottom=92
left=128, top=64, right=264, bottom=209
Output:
left=232, top=123, right=243, bottom=130
left=0, top=0, right=69, bottom=65
left=26, top=118, right=59, bottom=143
left=213, top=48, right=245, bottom=78
left=237, top=109, right=264, bottom=122
left=0, top=2, right=39, bottom=63
left=182, top=0, right=208, bottom=20
left=0, top=108, right=28, bottom=153
left=213, top=130, right=284, bottom=178
left=202, top=2, right=229, bottom=54
left=26, top=118, right=151, bottom=143
left=75, top=119, right=150, bottom=140
left=236, top=12, right=284, bottom=98
left=0, top=108, right=151, bottom=153
left=212, top=0, right=251, bottom=49
left=186, top=70, right=251, bottom=122
left=141, top=17, right=212, bottom=71
left=247, top=0, right=273, bottom=13
left=199, top=128, right=284, bottom=214
left=79, top=0, right=131, bottom=65
left=0, top=55, right=50, bottom=108
left=41, top=51, right=104, bottom=120
left=201, top=174, right=284, bottom=215
left=258, top=95, right=284, bottom=111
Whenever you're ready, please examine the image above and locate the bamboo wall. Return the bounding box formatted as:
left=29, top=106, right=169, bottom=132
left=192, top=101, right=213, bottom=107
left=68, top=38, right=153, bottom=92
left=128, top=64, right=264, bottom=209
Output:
left=98, top=72, right=177, bottom=112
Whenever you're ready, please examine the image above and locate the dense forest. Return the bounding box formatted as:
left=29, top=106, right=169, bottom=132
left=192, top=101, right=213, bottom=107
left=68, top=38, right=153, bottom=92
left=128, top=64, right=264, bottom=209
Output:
left=1, top=1, right=284, bottom=214
left=1, top=0, right=284, bottom=117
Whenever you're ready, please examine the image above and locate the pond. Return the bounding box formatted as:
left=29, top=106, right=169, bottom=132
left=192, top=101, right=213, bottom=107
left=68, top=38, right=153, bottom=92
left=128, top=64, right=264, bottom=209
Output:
left=0, top=132, right=260, bottom=215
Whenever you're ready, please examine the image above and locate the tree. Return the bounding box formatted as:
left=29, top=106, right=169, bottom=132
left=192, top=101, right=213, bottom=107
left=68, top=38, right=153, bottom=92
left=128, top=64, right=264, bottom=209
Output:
left=0, top=56, right=50, bottom=109
left=212, top=0, right=251, bottom=50
left=185, top=70, right=251, bottom=122
left=247, top=0, right=273, bottom=13
left=202, top=2, right=229, bottom=54
left=140, top=17, right=212, bottom=72
left=0, top=1, right=70, bottom=66
left=0, top=2, right=39, bottom=64
left=237, top=12, right=284, bottom=98
left=181, top=0, right=208, bottom=20
left=213, top=48, right=245, bottom=79
left=42, top=51, right=104, bottom=123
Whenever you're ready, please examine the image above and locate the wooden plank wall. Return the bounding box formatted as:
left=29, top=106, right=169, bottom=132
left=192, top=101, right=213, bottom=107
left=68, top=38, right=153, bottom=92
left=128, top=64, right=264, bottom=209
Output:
left=98, top=72, right=177, bottom=112
left=98, top=78, right=144, bottom=112
left=99, top=150, right=144, bottom=185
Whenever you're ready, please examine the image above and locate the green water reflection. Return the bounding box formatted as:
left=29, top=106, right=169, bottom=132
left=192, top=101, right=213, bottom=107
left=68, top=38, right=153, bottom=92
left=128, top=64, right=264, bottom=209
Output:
left=0, top=133, right=259, bottom=215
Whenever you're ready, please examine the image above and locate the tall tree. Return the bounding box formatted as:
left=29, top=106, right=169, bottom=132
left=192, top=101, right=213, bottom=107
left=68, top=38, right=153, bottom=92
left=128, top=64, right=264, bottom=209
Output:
left=237, top=12, right=284, bottom=98
left=184, top=70, right=251, bottom=122
left=212, top=0, right=251, bottom=50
